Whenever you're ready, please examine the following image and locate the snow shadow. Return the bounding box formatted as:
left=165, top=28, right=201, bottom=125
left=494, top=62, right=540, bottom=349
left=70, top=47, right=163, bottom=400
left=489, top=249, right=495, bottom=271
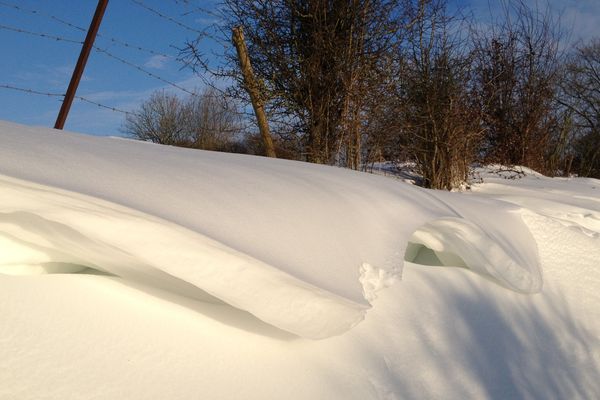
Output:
left=405, top=241, right=468, bottom=268
left=315, top=265, right=599, bottom=399
left=391, top=267, right=599, bottom=399
left=90, top=274, right=298, bottom=341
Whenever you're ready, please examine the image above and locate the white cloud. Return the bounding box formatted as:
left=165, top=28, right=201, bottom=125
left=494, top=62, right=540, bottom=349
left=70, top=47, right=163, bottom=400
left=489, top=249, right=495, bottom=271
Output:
left=552, top=0, right=600, bottom=44
left=144, top=55, right=170, bottom=69
left=12, top=64, right=91, bottom=90
left=460, top=0, right=600, bottom=51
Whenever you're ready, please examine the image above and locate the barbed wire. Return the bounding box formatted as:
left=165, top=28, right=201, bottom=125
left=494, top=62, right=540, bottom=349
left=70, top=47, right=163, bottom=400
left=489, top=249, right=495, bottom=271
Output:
left=179, top=6, right=205, bottom=17
left=0, top=23, right=197, bottom=99
left=74, top=95, right=134, bottom=115
left=130, top=0, right=204, bottom=35
left=0, top=84, right=64, bottom=97
left=0, top=0, right=173, bottom=58
left=100, top=36, right=173, bottom=59
left=0, top=3, right=206, bottom=117
left=0, top=23, right=83, bottom=44
left=1, top=83, right=135, bottom=115
left=0, top=0, right=86, bottom=31
left=93, top=46, right=198, bottom=97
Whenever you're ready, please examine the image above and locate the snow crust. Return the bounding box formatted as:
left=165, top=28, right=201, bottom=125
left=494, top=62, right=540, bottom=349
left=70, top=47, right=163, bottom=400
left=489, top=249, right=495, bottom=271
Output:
left=0, top=120, right=544, bottom=338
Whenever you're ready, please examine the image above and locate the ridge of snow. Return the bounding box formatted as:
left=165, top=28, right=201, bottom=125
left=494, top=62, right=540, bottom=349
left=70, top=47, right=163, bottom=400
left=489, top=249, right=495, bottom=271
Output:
left=0, top=120, right=542, bottom=338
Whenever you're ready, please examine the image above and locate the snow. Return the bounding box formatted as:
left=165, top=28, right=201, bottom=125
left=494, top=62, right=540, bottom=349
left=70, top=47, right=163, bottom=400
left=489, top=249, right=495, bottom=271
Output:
left=0, top=120, right=542, bottom=338
left=1, top=120, right=599, bottom=399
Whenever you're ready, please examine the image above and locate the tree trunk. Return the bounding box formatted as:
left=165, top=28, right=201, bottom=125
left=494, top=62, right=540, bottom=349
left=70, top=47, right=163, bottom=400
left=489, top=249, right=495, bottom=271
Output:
left=232, top=26, right=276, bottom=158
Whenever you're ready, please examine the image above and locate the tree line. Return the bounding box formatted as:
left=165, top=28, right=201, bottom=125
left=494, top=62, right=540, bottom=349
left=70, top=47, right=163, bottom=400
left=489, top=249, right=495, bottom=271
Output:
left=124, top=0, right=600, bottom=189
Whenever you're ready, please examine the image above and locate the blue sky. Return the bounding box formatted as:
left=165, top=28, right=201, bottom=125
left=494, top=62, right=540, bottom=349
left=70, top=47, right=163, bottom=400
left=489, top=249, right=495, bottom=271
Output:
left=0, top=0, right=218, bottom=136
left=1, top=0, right=599, bottom=137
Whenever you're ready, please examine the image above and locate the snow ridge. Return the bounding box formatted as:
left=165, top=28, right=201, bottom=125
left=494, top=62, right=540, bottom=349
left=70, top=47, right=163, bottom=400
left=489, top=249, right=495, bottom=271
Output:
left=0, top=121, right=543, bottom=338
left=0, top=175, right=367, bottom=339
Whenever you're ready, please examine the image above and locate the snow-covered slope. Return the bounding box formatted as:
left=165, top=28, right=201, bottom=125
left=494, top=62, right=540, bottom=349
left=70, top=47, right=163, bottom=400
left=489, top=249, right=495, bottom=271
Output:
left=0, top=120, right=540, bottom=339
left=1, top=121, right=599, bottom=399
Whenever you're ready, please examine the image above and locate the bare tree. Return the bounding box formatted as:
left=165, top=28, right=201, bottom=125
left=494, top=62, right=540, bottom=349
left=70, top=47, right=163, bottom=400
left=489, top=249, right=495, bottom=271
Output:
left=123, top=90, right=188, bottom=146
left=181, top=0, right=405, bottom=165
left=472, top=0, right=563, bottom=173
left=175, top=0, right=574, bottom=185
left=560, top=39, right=600, bottom=178
left=123, top=88, right=242, bottom=151
left=390, top=0, right=481, bottom=189
left=184, top=87, right=243, bottom=150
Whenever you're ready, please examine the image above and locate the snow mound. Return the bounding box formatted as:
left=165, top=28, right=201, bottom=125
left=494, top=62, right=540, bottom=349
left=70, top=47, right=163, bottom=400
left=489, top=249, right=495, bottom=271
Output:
left=0, top=120, right=542, bottom=338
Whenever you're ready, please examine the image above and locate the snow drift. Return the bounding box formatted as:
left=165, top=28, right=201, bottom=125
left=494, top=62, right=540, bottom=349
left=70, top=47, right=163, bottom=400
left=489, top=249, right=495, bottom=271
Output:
left=0, top=120, right=541, bottom=338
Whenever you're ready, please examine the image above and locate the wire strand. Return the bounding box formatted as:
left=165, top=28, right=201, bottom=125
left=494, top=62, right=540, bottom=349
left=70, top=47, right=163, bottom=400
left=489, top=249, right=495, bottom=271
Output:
left=94, top=46, right=199, bottom=97
left=0, top=23, right=83, bottom=44
left=1, top=84, right=135, bottom=115
left=0, top=84, right=64, bottom=97
left=0, top=25, right=196, bottom=99
left=130, top=0, right=204, bottom=34
left=74, top=95, right=134, bottom=115
left=0, top=0, right=173, bottom=58
left=0, top=0, right=86, bottom=31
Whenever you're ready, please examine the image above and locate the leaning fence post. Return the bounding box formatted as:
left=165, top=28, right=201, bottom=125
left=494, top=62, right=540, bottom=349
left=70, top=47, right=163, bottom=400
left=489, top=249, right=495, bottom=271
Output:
left=55, top=0, right=108, bottom=130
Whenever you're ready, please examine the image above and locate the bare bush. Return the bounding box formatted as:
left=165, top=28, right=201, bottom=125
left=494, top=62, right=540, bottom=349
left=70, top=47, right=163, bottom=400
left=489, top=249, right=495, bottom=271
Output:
left=472, top=0, right=563, bottom=173
left=123, top=88, right=242, bottom=151
left=123, top=90, right=188, bottom=146
left=372, top=0, right=481, bottom=189
left=560, top=39, right=600, bottom=178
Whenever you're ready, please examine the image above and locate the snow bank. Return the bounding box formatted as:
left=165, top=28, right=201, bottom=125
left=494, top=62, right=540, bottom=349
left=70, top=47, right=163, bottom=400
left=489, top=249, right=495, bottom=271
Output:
left=0, top=120, right=541, bottom=338
left=2, top=122, right=600, bottom=399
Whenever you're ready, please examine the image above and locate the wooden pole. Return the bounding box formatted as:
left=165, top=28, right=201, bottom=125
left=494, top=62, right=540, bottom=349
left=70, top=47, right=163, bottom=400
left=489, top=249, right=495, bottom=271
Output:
left=54, top=0, right=109, bottom=130
left=232, top=26, right=276, bottom=158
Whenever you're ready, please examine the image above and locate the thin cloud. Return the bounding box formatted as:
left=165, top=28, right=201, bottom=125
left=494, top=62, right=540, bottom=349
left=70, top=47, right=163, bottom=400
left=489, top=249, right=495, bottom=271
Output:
left=554, top=1, right=600, bottom=43
left=144, top=55, right=170, bottom=69
left=12, top=64, right=91, bottom=90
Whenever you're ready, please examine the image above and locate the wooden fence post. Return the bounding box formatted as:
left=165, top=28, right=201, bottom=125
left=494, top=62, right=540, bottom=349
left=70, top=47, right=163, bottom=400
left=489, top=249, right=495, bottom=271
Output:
left=232, top=26, right=276, bottom=158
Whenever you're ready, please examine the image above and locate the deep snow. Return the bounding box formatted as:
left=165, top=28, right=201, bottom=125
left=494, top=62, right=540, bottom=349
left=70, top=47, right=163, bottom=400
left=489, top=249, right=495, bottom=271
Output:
left=1, top=120, right=599, bottom=399
left=0, top=120, right=542, bottom=338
